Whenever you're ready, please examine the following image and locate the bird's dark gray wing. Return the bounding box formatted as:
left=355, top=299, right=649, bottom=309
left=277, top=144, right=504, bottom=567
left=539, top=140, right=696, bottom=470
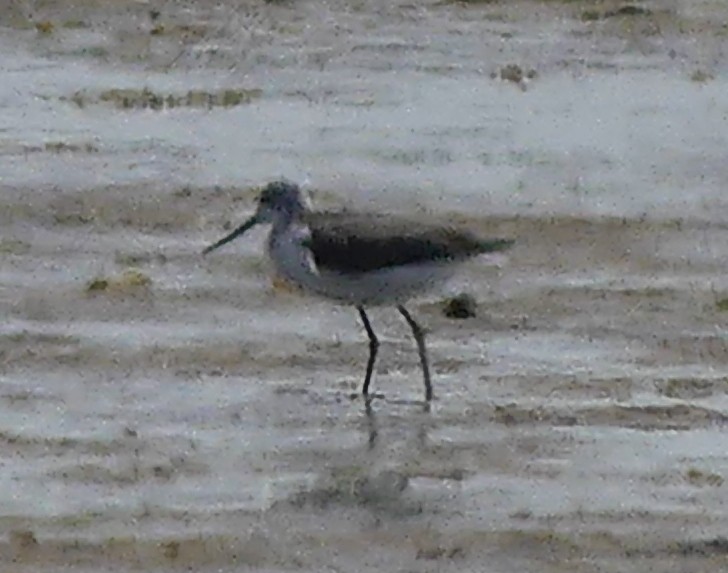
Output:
left=303, top=211, right=513, bottom=274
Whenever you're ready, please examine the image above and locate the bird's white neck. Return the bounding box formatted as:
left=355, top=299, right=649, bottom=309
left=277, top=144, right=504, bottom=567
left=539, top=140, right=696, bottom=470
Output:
left=266, top=218, right=321, bottom=296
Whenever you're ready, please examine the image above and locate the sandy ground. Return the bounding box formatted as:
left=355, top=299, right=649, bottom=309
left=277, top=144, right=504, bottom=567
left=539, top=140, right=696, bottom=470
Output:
left=2, top=0, right=728, bottom=571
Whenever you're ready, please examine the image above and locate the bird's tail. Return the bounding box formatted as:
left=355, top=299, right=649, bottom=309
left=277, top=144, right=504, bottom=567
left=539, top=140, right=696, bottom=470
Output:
left=478, top=238, right=515, bottom=253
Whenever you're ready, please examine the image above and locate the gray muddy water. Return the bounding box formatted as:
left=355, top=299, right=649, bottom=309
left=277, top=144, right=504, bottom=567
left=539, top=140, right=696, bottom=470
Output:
left=1, top=0, right=728, bottom=571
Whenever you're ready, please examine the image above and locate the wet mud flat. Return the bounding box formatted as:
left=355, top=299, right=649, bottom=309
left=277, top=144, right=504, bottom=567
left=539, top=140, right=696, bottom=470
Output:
left=2, top=0, right=728, bottom=571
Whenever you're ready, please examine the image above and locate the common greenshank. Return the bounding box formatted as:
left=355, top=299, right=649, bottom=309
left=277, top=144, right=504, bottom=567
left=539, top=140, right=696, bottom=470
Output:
left=203, top=180, right=514, bottom=402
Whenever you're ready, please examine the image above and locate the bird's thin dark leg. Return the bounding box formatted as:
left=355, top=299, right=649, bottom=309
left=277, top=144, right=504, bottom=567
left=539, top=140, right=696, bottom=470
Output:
left=357, top=306, right=379, bottom=397
left=397, top=305, right=433, bottom=402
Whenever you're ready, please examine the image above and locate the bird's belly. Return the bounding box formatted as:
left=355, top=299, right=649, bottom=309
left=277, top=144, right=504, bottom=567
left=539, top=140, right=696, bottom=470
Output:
left=312, top=262, right=455, bottom=306
left=269, top=235, right=456, bottom=306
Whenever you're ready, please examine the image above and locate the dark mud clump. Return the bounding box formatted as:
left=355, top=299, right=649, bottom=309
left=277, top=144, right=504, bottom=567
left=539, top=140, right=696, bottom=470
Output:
left=491, top=64, right=537, bottom=91
left=582, top=4, right=651, bottom=21
left=442, top=293, right=478, bottom=319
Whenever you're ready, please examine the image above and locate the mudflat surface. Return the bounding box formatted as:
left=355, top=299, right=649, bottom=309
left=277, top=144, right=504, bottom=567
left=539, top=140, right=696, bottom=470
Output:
left=1, top=0, right=728, bottom=571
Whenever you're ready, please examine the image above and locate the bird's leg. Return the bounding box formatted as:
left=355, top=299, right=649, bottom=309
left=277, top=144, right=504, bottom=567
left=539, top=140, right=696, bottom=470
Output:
left=397, top=305, right=433, bottom=402
left=357, top=306, right=379, bottom=397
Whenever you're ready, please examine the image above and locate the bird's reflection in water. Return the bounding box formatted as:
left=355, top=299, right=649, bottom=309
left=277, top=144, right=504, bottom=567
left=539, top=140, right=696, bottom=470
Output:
left=364, top=397, right=378, bottom=449
left=363, top=396, right=432, bottom=451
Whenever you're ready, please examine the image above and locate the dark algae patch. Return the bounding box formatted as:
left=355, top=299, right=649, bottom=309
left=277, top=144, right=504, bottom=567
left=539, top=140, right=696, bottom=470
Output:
left=66, top=87, right=262, bottom=110
left=86, top=269, right=152, bottom=295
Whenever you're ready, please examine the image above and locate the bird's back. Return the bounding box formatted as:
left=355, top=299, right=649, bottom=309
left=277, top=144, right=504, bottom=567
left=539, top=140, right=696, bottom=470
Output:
left=303, top=211, right=513, bottom=275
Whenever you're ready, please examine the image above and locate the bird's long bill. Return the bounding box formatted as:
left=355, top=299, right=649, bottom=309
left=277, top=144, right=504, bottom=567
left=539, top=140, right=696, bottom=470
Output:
left=202, top=215, right=259, bottom=255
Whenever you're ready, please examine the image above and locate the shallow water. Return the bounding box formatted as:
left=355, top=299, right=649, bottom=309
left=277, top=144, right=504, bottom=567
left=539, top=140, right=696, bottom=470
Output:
left=2, top=0, right=728, bottom=571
